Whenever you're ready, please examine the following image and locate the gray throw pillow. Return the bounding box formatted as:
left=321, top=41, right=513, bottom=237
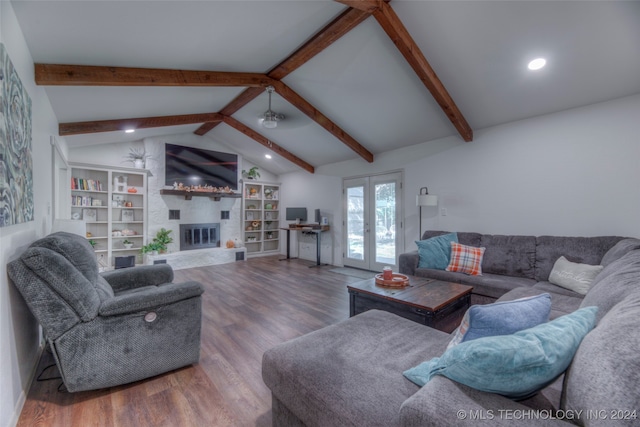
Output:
left=549, top=256, right=603, bottom=295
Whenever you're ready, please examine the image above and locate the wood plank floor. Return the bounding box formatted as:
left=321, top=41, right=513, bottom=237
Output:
left=17, top=256, right=369, bottom=427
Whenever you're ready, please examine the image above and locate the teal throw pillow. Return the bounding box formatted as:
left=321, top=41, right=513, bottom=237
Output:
left=447, top=293, right=552, bottom=349
left=416, top=233, right=458, bottom=270
left=404, top=306, right=598, bottom=400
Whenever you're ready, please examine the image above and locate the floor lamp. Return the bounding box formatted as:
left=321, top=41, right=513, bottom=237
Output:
left=416, top=187, right=438, bottom=240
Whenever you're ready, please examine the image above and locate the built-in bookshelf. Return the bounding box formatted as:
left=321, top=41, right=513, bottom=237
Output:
left=242, top=181, right=280, bottom=256
left=70, top=164, right=149, bottom=270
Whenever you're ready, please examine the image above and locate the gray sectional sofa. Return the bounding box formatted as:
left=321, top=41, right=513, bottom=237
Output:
left=262, top=234, right=640, bottom=426
left=399, top=230, right=625, bottom=311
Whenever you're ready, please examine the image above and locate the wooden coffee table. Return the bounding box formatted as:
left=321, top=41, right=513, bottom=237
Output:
left=347, top=276, right=473, bottom=333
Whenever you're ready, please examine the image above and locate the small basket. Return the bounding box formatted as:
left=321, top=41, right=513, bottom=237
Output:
left=375, top=273, right=410, bottom=288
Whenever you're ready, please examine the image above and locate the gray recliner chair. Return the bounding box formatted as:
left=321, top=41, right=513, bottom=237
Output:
left=7, top=232, right=204, bottom=392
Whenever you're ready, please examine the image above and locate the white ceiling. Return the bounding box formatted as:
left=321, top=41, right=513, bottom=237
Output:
left=11, top=0, right=640, bottom=175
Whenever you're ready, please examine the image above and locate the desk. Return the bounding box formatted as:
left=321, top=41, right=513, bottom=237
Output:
left=280, top=226, right=330, bottom=267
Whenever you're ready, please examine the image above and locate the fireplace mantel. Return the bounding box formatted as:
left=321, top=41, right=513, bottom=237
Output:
left=160, top=189, right=241, bottom=201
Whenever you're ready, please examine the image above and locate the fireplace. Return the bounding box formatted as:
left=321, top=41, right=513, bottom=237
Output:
left=179, top=223, right=220, bottom=251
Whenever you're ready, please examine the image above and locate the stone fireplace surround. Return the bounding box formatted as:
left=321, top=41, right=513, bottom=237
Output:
left=142, top=136, right=244, bottom=269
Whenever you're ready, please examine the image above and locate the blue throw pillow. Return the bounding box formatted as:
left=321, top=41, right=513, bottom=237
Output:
left=416, top=233, right=458, bottom=270
left=404, top=306, right=598, bottom=400
left=447, top=293, right=552, bottom=349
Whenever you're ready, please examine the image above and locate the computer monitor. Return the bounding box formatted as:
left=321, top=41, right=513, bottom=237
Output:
left=286, top=207, right=307, bottom=222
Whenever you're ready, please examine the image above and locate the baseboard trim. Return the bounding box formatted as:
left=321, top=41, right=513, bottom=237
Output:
left=9, top=343, right=45, bottom=427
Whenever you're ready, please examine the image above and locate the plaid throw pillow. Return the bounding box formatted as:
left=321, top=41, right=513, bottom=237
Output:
left=446, top=242, right=486, bottom=276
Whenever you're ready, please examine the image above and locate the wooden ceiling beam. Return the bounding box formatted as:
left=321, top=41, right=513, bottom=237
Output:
left=335, top=0, right=473, bottom=142
left=194, top=87, right=265, bottom=135
left=271, top=81, right=374, bottom=163
left=268, top=7, right=370, bottom=80
left=59, top=113, right=223, bottom=136
left=374, top=3, right=473, bottom=141
left=195, top=6, right=370, bottom=135
left=35, top=64, right=272, bottom=87
left=222, top=116, right=315, bottom=174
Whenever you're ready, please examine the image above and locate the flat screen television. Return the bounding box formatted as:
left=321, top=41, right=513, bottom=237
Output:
left=165, top=143, right=238, bottom=190
left=286, top=207, right=307, bottom=221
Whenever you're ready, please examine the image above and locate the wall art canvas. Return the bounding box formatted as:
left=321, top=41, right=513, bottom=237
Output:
left=0, top=43, right=33, bottom=228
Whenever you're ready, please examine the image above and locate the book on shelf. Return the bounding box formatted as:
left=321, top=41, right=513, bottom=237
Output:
left=71, top=177, right=103, bottom=191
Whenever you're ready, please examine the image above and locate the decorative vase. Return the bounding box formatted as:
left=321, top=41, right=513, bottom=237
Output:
left=133, top=159, right=144, bottom=169
left=124, top=243, right=133, bottom=249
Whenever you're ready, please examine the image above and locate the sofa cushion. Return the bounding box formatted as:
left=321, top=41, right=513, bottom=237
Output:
left=421, top=230, right=482, bottom=248
left=535, top=236, right=624, bottom=282
left=498, top=286, right=584, bottom=319
left=562, top=293, right=640, bottom=426
left=403, top=306, right=597, bottom=400
left=262, top=310, right=450, bottom=427
left=447, top=293, right=551, bottom=349
left=548, top=256, right=603, bottom=295
left=480, top=234, right=536, bottom=279
left=532, top=281, right=585, bottom=298
left=446, top=242, right=486, bottom=276
left=601, top=238, right=640, bottom=267
left=581, top=249, right=640, bottom=323
left=19, top=247, right=101, bottom=322
left=416, top=232, right=458, bottom=270
left=30, top=231, right=100, bottom=285
left=415, top=268, right=536, bottom=300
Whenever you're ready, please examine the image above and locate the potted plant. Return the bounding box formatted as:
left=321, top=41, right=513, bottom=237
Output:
left=123, top=239, right=133, bottom=249
left=153, top=228, right=173, bottom=253
left=141, top=228, right=174, bottom=256
left=242, top=166, right=260, bottom=180
left=140, top=241, right=163, bottom=256
left=88, top=239, right=97, bottom=249
left=124, top=147, right=150, bottom=169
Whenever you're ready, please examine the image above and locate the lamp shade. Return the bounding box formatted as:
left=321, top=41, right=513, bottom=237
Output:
left=417, top=194, right=438, bottom=206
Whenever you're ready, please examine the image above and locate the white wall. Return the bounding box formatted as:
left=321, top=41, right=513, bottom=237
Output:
left=405, top=93, right=640, bottom=239
left=0, top=3, right=68, bottom=426
left=280, top=93, right=640, bottom=268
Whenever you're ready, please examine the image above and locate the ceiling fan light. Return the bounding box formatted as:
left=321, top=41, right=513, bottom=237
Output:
left=261, top=86, right=284, bottom=129
left=262, top=110, right=283, bottom=128
left=263, top=117, right=278, bottom=129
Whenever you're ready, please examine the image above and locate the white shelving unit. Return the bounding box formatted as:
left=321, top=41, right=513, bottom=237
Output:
left=242, top=181, right=280, bottom=256
left=70, top=163, right=149, bottom=269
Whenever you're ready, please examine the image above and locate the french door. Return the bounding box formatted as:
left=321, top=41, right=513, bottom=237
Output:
left=343, top=171, right=403, bottom=271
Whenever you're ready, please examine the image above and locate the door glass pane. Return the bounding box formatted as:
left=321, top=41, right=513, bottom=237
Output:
left=374, top=182, right=396, bottom=264
left=347, top=186, right=364, bottom=260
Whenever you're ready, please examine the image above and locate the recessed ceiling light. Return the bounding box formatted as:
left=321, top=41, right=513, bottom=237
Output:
left=265, top=154, right=272, bottom=159
left=527, top=58, right=546, bottom=71
left=125, top=129, right=135, bottom=133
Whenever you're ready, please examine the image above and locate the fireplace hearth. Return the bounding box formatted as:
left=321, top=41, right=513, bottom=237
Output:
left=180, top=223, right=220, bottom=251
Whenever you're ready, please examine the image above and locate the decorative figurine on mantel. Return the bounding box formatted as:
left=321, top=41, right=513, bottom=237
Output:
left=170, top=182, right=234, bottom=194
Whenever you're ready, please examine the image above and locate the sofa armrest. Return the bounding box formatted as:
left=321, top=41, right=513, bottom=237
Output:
left=101, top=264, right=174, bottom=293
left=400, top=376, right=574, bottom=427
left=99, top=281, right=203, bottom=316
left=399, top=251, right=419, bottom=276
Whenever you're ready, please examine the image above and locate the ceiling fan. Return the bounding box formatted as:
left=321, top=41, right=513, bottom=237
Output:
left=261, top=86, right=285, bottom=129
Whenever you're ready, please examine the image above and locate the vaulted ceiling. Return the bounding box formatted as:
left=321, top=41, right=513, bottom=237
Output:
left=11, top=0, right=640, bottom=175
